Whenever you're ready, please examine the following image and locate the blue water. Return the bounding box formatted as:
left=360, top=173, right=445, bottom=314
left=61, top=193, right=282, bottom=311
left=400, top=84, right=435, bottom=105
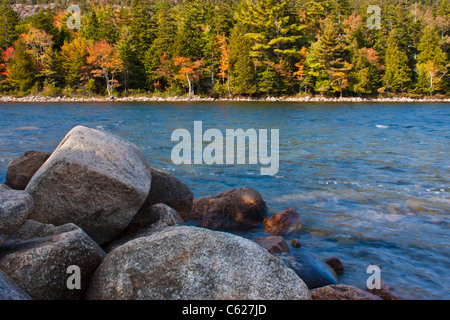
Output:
left=0, top=102, right=449, bottom=299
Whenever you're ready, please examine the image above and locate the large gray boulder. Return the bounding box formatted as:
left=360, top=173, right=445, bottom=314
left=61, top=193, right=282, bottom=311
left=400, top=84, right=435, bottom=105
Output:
left=138, top=167, right=193, bottom=222
left=0, top=221, right=106, bottom=300
left=25, top=126, right=152, bottom=244
left=191, top=187, right=268, bottom=230
left=104, top=203, right=185, bottom=253
left=86, top=226, right=310, bottom=300
left=5, top=150, right=52, bottom=190
left=0, top=185, right=33, bottom=245
left=0, top=270, right=31, bottom=300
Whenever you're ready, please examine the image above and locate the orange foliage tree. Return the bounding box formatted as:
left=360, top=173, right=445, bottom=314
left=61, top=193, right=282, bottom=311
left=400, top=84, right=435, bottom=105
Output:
left=87, top=40, right=123, bottom=96
left=173, top=56, right=204, bottom=98
left=216, top=33, right=231, bottom=96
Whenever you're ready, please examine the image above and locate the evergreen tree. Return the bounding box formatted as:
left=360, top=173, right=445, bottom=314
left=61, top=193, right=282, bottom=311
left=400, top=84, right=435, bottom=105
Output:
left=7, top=39, right=37, bottom=95
left=130, top=0, right=156, bottom=58
left=316, top=20, right=352, bottom=96
left=83, top=11, right=100, bottom=42
left=229, top=25, right=257, bottom=95
left=383, top=31, right=412, bottom=93
left=236, top=0, right=306, bottom=94
left=0, top=5, right=19, bottom=52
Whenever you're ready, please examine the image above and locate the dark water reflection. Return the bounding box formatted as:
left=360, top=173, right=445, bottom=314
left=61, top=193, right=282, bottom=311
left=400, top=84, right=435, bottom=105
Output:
left=0, top=102, right=449, bottom=299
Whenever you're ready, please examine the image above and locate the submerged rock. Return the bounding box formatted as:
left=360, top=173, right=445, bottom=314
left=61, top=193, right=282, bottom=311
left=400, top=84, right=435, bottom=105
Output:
left=290, top=238, right=301, bottom=248
left=138, top=167, right=193, bottom=222
left=25, top=125, right=152, bottom=245
left=311, top=284, right=382, bottom=300
left=0, top=186, right=34, bottom=245
left=86, top=226, right=310, bottom=300
left=367, top=280, right=402, bottom=300
left=0, top=221, right=106, bottom=300
left=323, top=257, right=344, bottom=275
left=276, top=252, right=338, bottom=289
left=263, top=208, right=303, bottom=236
left=0, top=270, right=31, bottom=300
left=191, top=187, right=267, bottom=230
left=253, top=236, right=290, bottom=254
left=5, top=150, right=51, bottom=190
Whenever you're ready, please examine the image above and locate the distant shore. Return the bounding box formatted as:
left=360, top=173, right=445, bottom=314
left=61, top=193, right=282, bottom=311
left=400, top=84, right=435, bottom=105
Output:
left=0, top=95, right=449, bottom=103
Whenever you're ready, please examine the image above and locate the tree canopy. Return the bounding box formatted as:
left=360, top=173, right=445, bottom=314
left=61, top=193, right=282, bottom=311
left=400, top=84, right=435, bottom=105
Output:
left=0, top=0, right=448, bottom=97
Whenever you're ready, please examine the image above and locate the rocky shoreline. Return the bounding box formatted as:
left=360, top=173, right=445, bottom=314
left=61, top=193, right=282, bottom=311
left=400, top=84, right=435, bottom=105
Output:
left=0, top=95, right=449, bottom=103
left=0, top=125, right=403, bottom=300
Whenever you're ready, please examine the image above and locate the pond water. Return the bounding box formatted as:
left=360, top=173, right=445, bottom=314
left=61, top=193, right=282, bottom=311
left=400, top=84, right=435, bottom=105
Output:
left=0, top=101, right=449, bottom=299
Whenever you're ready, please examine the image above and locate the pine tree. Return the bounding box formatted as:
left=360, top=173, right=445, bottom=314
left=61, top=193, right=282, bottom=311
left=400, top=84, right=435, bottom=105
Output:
left=7, top=39, right=36, bottom=95
left=117, top=26, right=138, bottom=93
left=83, top=11, right=100, bottom=42
left=0, top=5, right=19, bottom=52
left=130, top=0, right=156, bottom=58
left=40, top=48, right=62, bottom=86
left=316, top=20, right=352, bottom=97
left=236, top=0, right=306, bottom=94
left=383, top=31, right=411, bottom=93
left=229, top=25, right=257, bottom=95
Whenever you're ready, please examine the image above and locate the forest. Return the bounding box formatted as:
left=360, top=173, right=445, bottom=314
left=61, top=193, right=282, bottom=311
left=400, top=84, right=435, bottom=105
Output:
left=0, top=0, right=449, bottom=98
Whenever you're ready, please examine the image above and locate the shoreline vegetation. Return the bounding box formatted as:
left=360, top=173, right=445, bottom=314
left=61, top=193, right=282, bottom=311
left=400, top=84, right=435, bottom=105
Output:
left=0, top=1, right=449, bottom=101
left=1, top=95, right=450, bottom=103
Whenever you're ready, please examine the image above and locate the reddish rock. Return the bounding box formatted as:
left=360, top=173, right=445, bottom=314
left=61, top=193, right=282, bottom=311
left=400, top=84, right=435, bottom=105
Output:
left=5, top=151, right=51, bottom=190
left=263, top=208, right=303, bottom=236
left=290, top=238, right=301, bottom=248
left=367, top=280, right=402, bottom=300
left=323, top=257, right=344, bottom=275
left=311, top=285, right=382, bottom=300
left=191, top=187, right=267, bottom=230
left=253, top=236, right=290, bottom=254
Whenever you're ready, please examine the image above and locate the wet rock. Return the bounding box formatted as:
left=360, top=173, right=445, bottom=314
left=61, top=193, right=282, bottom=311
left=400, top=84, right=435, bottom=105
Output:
left=191, top=187, right=267, bottom=230
left=137, top=167, right=193, bottom=222
left=86, top=226, right=310, bottom=300
left=5, top=150, right=52, bottom=190
left=290, top=238, right=301, bottom=248
left=0, top=187, right=34, bottom=245
left=104, top=203, right=185, bottom=253
left=311, top=284, right=382, bottom=300
left=276, top=252, right=338, bottom=289
left=25, top=125, right=152, bottom=245
left=253, top=236, right=290, bottom=254
left=323, top=257, right=344, bottom=275
left=367, top=280, right=401, bottom=300
left=263, top=208, right=303, bottom=236
left=0, top=222, right=106, bottom=300
left=0, top=270, right=31, bottom=300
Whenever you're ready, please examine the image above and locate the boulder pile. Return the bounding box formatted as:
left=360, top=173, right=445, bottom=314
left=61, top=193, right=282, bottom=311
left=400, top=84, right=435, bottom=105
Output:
left=0, top=125, right=397, bottom=300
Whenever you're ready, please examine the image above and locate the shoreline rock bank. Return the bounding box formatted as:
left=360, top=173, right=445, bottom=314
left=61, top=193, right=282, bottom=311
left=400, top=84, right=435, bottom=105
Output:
left=0, top=95, right=449, bottom=103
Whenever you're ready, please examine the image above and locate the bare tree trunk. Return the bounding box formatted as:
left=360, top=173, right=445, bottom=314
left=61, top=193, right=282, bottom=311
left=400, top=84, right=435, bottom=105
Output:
left=187, top=74, right=192, bottom=99
left=105, top=72, right=111, bottom=97
left=227, top=73, right=231, bottom=97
